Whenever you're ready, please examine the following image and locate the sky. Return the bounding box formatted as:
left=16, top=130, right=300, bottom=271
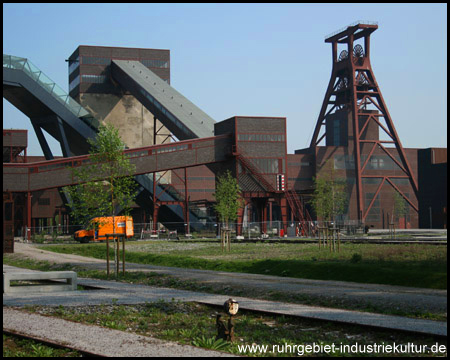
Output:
left=3, top=3, right=447, bottom=156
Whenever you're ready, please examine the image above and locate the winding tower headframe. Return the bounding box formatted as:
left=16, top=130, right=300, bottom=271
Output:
left=310, top=22, right=418, bottom=223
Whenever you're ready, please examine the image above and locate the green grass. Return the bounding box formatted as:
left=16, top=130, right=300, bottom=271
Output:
left=40, top=241, right=447, bottom=289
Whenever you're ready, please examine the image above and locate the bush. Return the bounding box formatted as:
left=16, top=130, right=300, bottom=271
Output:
left=350, top=253, right=362, bottom=263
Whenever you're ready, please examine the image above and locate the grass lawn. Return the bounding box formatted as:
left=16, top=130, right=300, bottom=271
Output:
left=40, top=240, right=447, bottom=289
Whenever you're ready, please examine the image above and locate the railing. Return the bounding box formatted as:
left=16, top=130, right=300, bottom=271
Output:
left=20, top=220, right=370, bottom=243
left=237, top=154, right=277, bottom=193
left=3, top=54, right=99, bottom=130
left=324, top=21, right=378, bottom=40
left=285, top=190, right=315, bottom=236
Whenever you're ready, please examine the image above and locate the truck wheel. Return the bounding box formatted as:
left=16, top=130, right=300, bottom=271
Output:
left=80, top=237, right=89, bottom=243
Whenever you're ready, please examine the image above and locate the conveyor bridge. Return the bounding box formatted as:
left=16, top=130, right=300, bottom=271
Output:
left=3, top=134, right=232, bottom=193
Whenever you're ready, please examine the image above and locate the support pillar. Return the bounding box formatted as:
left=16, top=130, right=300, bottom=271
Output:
left=279, top=196, right=288, bottom=236
left=262, top=200, right=268, bottom=234
left=27, top=192, right=32, bottom=241
left=269, top=201, right=273, bottom=230
left=184, top=168, right=190, bottom=235
left=236, top=200, right=246, bottom=236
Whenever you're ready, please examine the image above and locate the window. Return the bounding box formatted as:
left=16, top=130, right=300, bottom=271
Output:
left=334, top=119, right=340, bottom=146
left=140, top=59, right=169, bottom=68
left=237, top=133, right=285, bottom=142
left=390, top=178, right=410, bottom=186
left=365, top=192, right=380, bottom=222
left=81, top=74, right=107, bottom=83
left=81, top=56, right=111, bottom=65
left=362, top=178, right=382, bottom=185
left=69, top=75, right=80, bottom=92
left=362, top=155, right=403, bottom=170
left=38, top=198, right=50, bottom=206
left=334, top=154, right=355, bottom=169
left=252, top=158, right=279, bottom=174
left=68, top=56, right=79, bottom=75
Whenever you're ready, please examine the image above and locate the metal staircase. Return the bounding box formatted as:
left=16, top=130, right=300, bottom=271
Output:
left=285, top=190, right=315, bottom=236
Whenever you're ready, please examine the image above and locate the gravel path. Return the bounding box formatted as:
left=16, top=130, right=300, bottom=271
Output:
left=10, top=242, right=447, bottom=314
left=3, top=307, right=235, bottom=357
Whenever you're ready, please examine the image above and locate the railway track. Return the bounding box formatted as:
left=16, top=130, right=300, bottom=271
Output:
left=3, top=329, right=104, bottom=357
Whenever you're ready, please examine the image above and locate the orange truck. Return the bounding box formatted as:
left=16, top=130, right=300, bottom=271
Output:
left=74, top=216, right=134, bottom=243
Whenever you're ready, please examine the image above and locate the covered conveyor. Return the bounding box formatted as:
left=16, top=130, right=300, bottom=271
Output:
left=3, top=54, right=98, bottom=158
left=111, top=60, right=216, bottom=140
left=3, top=135, right=232, bottom=192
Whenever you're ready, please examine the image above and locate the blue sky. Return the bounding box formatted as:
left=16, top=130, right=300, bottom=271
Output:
left=3, top=3, right=447, bottom=155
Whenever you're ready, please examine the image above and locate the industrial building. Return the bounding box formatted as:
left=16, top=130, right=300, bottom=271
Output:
left=3, top=22, right=447, bottom=253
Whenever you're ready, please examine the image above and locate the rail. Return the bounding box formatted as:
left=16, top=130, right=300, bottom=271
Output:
left=324, top=21, right=378, bottom=40
left=3, top=54, right=98, bottom=130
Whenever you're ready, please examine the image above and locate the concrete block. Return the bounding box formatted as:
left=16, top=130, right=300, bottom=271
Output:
left=3, top=271, right=77, bottom=294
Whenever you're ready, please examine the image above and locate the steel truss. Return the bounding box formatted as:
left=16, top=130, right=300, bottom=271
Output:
left=310, top=23, right=418, bottom=222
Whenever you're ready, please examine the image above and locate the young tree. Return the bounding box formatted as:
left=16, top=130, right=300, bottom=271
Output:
left=64, top=124, right=137, bottom=232
left=213, top=170, right=243, bottom=251
left=310, top=160, right=348, bottom=223
left=393, top=190, right=409, bottom=228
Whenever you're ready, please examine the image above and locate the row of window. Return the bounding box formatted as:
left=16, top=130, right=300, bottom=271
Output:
left=288, top=162, right=311, bottom=167
left=365, top=193, right=380, bottom=222
left=155, top=144, right=189, bottom=154
left=251, top=158, right=280, bottom=174
left=333, top=118, right=342, bottom=146
left=68, top=56, right=79, bottom=75
left=364, top=191, right=411, bottom=222
left=69, top=75, right=80, bottom=92
left=69, top=74, right=107, bottom=92
left=75, top=56, right=169, bottom=69
left=140, top=59, right=169, bottom=68
left=361, top=177, right=410, bottom=186
left=361, top=155, right=402, bottom=171
left=38, top=198, right=50, bottom=206
left=187, top=176, right=216, bottom=181
left=171, top=189, right=215, bottom=193
left=334, top=154, right=403, bottom=171
left=81, top=56, right=111, bottom=65
left=238, top=133, right=285, bottom=142
left=81, top=74, right=107, bottom=83
left=69, top=74, right=169, bottom=93
left=124, top=150, right=149, bottom=158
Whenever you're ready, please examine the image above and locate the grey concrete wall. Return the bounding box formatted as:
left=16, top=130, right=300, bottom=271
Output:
left=78, top=93, right=171, bottom=182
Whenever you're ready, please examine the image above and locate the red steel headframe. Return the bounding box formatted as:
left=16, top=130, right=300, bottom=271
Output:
left=309, top=22, right=418, bottom=222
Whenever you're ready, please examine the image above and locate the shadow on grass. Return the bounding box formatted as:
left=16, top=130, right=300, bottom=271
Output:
left=42, top=244, right=447, bottom=290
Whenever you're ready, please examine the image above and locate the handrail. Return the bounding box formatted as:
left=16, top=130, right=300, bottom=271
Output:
left=324, top=21, right=378, bottom=40
left=237, top=154, right=277, bottom=193
left=3, top=53, right=98, bottom=130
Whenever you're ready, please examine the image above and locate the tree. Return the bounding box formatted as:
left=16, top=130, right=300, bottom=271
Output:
left=213, top=170, right=243, bottom=251
left=393, top=191, right=409, bottom=228
left=64, top=124, right=137, bottom=232
left=310, top=160, right=348, bottom=223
